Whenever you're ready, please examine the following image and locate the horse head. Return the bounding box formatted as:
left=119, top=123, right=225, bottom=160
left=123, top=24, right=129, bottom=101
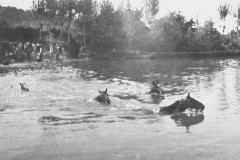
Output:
left=160, top=92, right=205, bottom=114
left=95, top=88, right=111, bottom=104
left=149, top=80, right=165, bottom=96
left=184, top=93, right=205, bottom=112
left=19, top=83, right=29, bottom=92
left=152, top=80, right=159, bottom=87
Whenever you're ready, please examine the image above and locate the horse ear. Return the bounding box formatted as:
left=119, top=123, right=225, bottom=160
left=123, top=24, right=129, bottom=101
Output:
left=99, top=90, right=102, bottom=94
left=105, top=88, right=107, bottom=93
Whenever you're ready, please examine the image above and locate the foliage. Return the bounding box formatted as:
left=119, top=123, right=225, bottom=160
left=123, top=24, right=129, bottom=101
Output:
left=0, top=6, right=32, bottom=27
left=218, top=4, right=231, bottom=21
left=233, top=4, right=240, bottom=34
left=0, top=26, right=38, bottom=42
left=121, top=3, right=146, bottom=51
left=90, top=0, right=124, bottom=51
left=197, top=20, right=224, bottom=51
left=150, top=12, right=188, bottom=51
left=0, top=1, right=240, bottom=59
left=145, top=0, right=159, bottom=26
left=55, top=0, right=77, bottom=42
left=218, top=4, right=231, bottom=34
left=72, top=0, right=97, bottom=47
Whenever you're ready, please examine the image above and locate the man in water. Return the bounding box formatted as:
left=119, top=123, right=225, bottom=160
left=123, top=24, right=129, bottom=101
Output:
left=148, top=80, right=165, bottom=96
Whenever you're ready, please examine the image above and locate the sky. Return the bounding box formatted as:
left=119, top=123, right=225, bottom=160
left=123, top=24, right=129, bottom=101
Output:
left=0, top=0, right=239, bottom=32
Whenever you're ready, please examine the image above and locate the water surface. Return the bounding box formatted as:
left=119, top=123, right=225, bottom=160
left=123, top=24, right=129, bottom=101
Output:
left=1, top=58, right=240, bottom=160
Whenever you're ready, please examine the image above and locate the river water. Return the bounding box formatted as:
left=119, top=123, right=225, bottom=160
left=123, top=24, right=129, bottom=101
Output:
left=1, top=57, right=240, bottom=160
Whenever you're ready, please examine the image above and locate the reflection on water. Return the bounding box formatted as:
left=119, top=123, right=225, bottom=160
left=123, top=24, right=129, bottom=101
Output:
left=1, top=58, right=240, bottom=160
left=171, top=112, right=205, bottom=133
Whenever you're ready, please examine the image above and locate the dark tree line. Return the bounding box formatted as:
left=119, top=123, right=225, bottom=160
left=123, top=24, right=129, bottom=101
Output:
left=0, top=1, right=240, bottom=58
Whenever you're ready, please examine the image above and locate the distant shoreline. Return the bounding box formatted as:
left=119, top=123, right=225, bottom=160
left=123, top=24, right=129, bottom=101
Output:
left=91, top=50, right=240, bottom=59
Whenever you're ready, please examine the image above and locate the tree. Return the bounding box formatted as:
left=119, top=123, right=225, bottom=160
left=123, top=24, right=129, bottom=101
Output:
left=73, top=0, right=97, bottom=47
left=56, top=0, right=77, bottom=43
left=54, top=0, right=65, bottom=39
left=90, top=0, right=117, bottom=50
left=31, top=0, right=47, bottom=40
left=233, top=4, right=240, bottom=35
left=0, top=18, right=9, bottom=29
left=45, top=0, right=58, bottom=44
left=0, top=6, right=32, bottom=27
left=145, top=0, right=159, bottom=26
left=218, top=4, right=231, bottom=34
left=196, top=20, right=223, bottom=51
left=98, top=0, right=114, bottom=30
left=32, top=0, right=58, bottom=54
left=150, top=12, right=186, bottom=52
left=120, top=1, right=145, bottom=51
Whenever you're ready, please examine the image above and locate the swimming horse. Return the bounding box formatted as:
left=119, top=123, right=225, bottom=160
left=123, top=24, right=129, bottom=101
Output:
left=148, top=80, right=165, bottom=97
left=159, top=93, right=205, bottom=114
left=19, top=83, right=29, bottom=92
left=95, top=88, right=111, bottom=104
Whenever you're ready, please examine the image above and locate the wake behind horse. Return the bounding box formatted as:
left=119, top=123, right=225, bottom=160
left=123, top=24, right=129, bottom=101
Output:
left=159, top=93, right=205, bottom=114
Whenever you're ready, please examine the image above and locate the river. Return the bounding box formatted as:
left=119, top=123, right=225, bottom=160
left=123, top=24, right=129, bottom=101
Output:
left=1, top=57, right=240, bottom=160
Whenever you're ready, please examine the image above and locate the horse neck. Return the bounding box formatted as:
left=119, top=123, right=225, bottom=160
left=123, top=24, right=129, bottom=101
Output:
left=161, top=100, right=181, bottom=114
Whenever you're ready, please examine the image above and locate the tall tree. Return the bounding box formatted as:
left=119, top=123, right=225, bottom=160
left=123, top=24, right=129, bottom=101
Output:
left=55, top=0, right=65, bottom=39
left=202, top=20, right=223, bottom=51
left=91, top=0, right=114, bottom=49
left=32, top=0, right=58, bottom=54
left=145, top=0, right=159, bottom=26
left=218, top=4, right=231, bottom=34
left=56, top=0, right=76, bottom=43
left=44, top=0, right=57, bottom=44
left=74, top=0, right=97, bottom=47
left=150, top=12, right=185, bottom=52
left=90, top=0, right=125, bottom=51
left=233, top=4, right=240, bottom=35
left=120, top=1, right=145, bottom=51
left=31, top=0, right=47, bottom=40
left=99, top=0, right=114, bottom=30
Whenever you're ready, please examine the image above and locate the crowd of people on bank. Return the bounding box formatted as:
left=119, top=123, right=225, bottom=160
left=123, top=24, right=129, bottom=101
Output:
left=0, top=41, right=64, bottom=65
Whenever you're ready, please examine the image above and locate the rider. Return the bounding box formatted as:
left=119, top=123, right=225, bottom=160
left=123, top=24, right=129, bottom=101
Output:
left=149, top=80, right=165, bottom=96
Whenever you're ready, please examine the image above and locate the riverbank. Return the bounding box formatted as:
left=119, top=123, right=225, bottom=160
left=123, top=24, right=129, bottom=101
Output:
left=40, top=49, right=240, bottom=60
left=102, top=50, right=240, bottom=59
left=3, top=47, right=240, bottom=64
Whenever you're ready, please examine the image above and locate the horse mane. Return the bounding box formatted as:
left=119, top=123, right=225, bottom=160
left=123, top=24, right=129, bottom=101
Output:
left=159, top=92, right=205, bottom=114
left=160, top=100, right=181, bottom=114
